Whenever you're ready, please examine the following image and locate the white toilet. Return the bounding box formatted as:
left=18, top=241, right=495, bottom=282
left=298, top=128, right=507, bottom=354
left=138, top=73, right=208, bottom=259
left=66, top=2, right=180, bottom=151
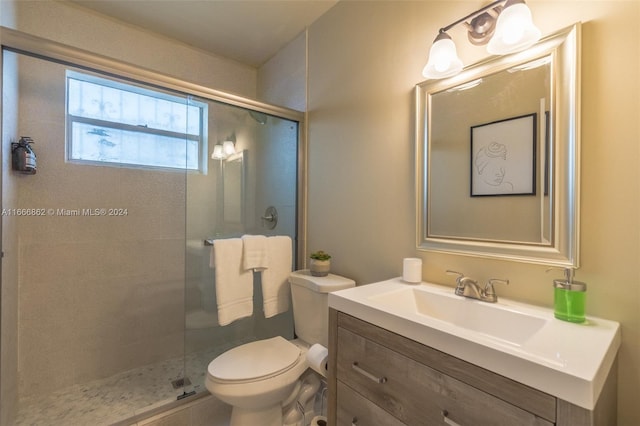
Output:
left=205, top=269, right=355, bottom=426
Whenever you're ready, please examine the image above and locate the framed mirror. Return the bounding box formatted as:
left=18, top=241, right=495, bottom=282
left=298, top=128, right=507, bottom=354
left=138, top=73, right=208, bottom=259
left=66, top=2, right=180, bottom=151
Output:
left=415, top=24, right=580, bottom=267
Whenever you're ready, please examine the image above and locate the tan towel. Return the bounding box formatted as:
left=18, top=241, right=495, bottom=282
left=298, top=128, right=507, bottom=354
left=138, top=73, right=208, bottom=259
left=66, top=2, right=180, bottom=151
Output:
left=211, top=238, right=253, bottom=326
left=241, top=234, right=269, bottom=271
left=261, top=236, right=292, bottom=318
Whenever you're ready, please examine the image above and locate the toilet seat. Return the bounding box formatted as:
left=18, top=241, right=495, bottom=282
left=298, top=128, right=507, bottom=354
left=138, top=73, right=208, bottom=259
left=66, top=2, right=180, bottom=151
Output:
left=208, top=336, right=301, bottom=384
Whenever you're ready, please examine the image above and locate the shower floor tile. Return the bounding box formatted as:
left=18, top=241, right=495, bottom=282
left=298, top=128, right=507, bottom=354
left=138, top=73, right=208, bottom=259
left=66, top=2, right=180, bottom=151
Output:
left=15, top=348, right=220, bottom=426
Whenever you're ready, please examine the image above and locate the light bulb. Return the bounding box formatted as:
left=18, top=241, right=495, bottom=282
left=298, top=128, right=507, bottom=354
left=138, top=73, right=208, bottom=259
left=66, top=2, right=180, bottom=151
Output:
left=502, top=22, right=525, bottom=46
left=222, top=141, right=236, bottom=156
left=422, top=32, right=463, bottom=79
left=211, top=144, right=225, bottom=160
left=488, top=1, right=541, bottom=55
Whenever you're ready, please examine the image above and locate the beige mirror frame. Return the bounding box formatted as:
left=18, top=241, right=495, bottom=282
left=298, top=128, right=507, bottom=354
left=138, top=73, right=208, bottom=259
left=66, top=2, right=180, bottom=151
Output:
left=415, top=24, right=581, bottom=267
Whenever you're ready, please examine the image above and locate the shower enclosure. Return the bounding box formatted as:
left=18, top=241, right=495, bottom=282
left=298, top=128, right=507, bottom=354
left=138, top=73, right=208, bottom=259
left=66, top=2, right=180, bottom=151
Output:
left=1, top=29, right=304, bottom=426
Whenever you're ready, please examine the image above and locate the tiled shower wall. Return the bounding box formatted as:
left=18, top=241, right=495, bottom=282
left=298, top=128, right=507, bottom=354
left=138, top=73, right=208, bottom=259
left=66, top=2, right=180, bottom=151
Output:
left=12, top=52, right=187, bottom=399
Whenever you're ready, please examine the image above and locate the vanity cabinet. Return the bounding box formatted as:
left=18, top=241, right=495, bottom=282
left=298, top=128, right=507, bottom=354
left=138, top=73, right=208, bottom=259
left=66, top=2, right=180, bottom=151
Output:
left=327, top=309, right=617, bottom=426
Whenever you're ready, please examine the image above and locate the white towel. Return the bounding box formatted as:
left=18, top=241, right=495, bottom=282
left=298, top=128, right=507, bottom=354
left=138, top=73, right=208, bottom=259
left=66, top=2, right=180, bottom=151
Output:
left=241, top=234, right=269, bottom=271
left=261, top=236, right=293, bottom=318
left=211, top=238, right=254, bottom=326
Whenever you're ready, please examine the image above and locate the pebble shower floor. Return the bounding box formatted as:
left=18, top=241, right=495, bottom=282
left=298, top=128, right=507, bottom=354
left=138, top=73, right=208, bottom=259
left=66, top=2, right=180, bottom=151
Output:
left=15, top=348, right=218, bottom=426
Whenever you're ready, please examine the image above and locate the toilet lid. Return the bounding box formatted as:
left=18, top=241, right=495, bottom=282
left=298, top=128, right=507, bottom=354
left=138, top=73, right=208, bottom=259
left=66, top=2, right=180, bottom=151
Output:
left=208, top=336, right=301, bottom=382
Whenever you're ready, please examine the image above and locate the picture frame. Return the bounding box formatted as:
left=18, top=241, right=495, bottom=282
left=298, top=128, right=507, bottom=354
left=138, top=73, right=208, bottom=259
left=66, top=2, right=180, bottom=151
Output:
left=470, top=113, right=537, bottom=197
left=544, top=110, right=550, bottom=196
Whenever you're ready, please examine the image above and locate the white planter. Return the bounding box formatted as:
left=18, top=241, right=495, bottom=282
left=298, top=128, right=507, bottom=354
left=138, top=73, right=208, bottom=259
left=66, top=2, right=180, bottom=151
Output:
left=309, top=259, right=330, bottom=277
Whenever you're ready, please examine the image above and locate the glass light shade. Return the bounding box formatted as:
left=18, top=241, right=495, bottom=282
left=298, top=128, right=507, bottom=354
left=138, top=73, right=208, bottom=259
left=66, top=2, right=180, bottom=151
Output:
left=422, top=33, right=464, bottom=79
left=222, top=140, right=236, bottom=156
left=211, top=144, right=225, bottom=159
left=487, top=1, right=541, bottom=55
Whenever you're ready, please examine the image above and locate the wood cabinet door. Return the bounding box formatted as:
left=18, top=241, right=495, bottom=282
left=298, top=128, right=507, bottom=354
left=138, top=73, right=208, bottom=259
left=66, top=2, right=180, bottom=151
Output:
left=337, top=327, right=553, bottom=426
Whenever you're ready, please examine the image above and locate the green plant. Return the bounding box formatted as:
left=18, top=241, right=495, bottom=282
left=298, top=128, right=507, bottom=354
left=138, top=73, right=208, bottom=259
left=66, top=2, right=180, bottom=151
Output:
left=310, top=250, right=331, bottom=261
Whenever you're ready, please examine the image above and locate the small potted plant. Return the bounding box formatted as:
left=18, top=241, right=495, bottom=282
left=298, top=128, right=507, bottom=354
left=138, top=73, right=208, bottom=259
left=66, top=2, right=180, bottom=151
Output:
left=309, top=250, right=331, bottom=277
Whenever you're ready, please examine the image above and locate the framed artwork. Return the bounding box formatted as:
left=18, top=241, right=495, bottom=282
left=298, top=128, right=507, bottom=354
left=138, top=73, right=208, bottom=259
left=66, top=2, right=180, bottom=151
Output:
left=544, top=110, right=550, bottom=196
left=470, top=113, right=537, bottom=196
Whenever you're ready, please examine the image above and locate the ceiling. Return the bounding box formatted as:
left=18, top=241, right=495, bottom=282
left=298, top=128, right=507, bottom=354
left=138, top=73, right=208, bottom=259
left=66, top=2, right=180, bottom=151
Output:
left=66, top=0, right=338, bottom=67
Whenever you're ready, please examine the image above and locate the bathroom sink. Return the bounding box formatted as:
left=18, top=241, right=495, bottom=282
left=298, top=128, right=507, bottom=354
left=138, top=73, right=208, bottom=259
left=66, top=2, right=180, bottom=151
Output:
left=367, top=286, right=546, bottom=346
left=328, top=277, right=621, bottom=411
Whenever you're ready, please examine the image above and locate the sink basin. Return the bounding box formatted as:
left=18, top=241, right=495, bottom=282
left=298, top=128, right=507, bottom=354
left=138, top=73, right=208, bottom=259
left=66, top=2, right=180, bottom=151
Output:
left=367, top=286, right=547, bottom=346
left=328, top=278, right=621, bottom=411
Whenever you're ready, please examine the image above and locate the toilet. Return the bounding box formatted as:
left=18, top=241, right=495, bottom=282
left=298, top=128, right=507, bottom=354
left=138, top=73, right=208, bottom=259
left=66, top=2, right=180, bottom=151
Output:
left=205, top=269, right=355, bottom=426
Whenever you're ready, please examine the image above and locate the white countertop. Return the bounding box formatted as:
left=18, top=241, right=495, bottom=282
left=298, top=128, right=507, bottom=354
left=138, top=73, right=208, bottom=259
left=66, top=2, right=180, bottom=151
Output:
left=328, top=277, right=621, bottom=410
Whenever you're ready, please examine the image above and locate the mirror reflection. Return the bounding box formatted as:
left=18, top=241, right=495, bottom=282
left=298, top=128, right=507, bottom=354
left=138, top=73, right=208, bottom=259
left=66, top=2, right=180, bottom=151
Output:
left=223, top=150, right=245, bottom=226
left=429, top=57, right=551, bottom=244
left=416, top=24, right=580, bottom=266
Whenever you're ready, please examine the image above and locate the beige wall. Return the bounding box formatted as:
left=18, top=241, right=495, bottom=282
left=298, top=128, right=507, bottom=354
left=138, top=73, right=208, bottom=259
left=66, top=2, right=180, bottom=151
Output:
left=307, top=1, right=639, bottom=424
left=258, top=31, right=307, bottom=112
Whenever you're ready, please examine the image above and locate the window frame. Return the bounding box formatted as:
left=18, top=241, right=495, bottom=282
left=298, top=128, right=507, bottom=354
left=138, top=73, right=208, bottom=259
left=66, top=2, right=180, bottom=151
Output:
left=65, top=69, right=208, bottom=173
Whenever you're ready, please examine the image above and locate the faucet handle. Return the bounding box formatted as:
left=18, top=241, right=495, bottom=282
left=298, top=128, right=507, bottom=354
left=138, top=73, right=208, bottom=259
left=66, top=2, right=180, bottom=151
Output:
left=447, top=271, right=472, bottom=298
left=484, top=278, right=509, bottom=298
left=446, top=270, right=464, bottom=281
left=446, top=270, right=465, bottom=288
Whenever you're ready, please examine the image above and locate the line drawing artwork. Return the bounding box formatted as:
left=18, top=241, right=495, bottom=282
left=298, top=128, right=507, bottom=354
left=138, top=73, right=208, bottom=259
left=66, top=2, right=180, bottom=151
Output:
left=474, top=142, right=514, bottom=192
left=470, top=113, right=536, bottom=196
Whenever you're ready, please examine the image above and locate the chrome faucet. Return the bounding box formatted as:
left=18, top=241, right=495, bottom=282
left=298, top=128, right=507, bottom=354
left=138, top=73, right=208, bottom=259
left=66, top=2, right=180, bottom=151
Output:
left=446, top=270, right=509, bottom=303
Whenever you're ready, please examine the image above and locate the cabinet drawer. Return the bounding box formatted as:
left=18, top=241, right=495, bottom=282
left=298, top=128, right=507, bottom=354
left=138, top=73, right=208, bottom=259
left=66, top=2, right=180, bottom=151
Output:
left=337, top=311, right=556, bottom=422
left=337, top=327, right=553, bottom=426
left=337, top=381, right=406, bottom=426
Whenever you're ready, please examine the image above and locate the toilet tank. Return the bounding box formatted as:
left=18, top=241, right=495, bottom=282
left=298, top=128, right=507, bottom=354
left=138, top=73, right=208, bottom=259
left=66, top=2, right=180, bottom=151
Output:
left=289, top=269, right=355, bottom=347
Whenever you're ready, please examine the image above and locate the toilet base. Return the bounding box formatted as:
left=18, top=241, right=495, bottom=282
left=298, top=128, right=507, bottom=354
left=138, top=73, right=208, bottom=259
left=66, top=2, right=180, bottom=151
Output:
left=230, top=404, right=282, bottom=426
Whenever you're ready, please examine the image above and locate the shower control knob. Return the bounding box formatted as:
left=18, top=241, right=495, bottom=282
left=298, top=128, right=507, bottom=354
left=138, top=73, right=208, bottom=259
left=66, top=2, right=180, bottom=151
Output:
left=261, top=206, right=278, bottom=229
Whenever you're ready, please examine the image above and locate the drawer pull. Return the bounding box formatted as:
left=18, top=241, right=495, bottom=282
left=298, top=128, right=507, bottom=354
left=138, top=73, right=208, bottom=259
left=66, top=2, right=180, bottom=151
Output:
left=351, top=416, right=358, bottom=425
left=442, top=410, right=462, bottom=426
left=352, top=362, right=387, bottom=384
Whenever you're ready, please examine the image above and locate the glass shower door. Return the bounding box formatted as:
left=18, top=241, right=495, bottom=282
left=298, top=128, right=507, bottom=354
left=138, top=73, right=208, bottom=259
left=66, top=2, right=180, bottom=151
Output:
left=183, top=99, right=301, bottom=398
left=4, top=49, right=193, bottom=425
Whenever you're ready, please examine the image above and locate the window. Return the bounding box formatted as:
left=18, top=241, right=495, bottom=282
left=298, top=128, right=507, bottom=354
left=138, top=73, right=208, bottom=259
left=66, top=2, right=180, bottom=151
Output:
left=66, top=70, right=207, bottom=172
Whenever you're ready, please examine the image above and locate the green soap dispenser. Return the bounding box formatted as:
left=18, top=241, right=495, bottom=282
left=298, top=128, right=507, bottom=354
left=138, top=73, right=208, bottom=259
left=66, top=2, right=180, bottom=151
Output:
left=552, top=268, right=587, bottom=323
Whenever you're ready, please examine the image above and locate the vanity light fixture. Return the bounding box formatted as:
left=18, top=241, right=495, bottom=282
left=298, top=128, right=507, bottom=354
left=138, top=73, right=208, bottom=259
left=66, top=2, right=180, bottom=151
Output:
left=211, top=140, right=237, bottom=160
left=422, top=32, right=464, bottom=79
left=211, top=143, right=226, bottom=160
left=487, top=0, right=541, bottom=55
left=222, top=140, right=236, bottom=157
left=422, top=0, right=541, bottom=79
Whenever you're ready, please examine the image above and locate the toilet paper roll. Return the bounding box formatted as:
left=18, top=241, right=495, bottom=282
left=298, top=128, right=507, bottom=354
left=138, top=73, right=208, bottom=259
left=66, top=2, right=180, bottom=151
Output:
left=403, top=257, right=422, bottom=283
left=306, top=343, right=328, bottom=378
left=311, top=415, right=328, bottom=426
